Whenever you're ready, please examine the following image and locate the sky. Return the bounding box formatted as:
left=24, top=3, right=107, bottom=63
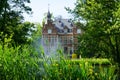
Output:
left=24, top=0, right=76, bottom=23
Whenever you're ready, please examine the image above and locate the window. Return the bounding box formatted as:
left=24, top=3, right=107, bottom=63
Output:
left=64, top=36, right=68, bottom=44
left=59, top=20, right=61, bottom=23
left=68, top=29, right=72, bottom=33
left=64, top=47, right=68, bottom=53
left=50, top=36, right=54, bottom=45
left=70, top=37, right=73, bottom=44
left=77, top=29, right=81, bottom=33
left=61, top=23, right=64, bottom=27
left=59, top=36, right=62, bottom=43
left=48, top=29, right=52, bottom=34
left=70, top=23, right=73, bottom=27
left=64, top=29, right=67, bottom=33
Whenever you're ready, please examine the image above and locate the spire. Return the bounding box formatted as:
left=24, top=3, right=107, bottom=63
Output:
left=47, top=10, right=51, bottom=19
left=47, top=4, right=51, bottom=20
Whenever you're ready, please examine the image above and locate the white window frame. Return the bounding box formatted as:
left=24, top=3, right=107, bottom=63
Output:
left=64, top=29, right=67, bottom=33
left=48, top=29, right=52, bottom=34
left=77, top=29, right=81, bottom=33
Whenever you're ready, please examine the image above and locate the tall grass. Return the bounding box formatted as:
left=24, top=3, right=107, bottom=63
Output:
left=0, top=35, right=118, bottom=80
left=0, top=45, right=118, bottom=80
left=0, top=44, right=41, bottom=80
left=42, top=53, right=118, bottom=80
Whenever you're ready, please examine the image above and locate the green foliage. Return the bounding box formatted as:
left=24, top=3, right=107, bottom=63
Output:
left=42, top=56, right=118, bottom=80
left=31, top=23, right=42, bottom=40
left=30, top=23, right=42, bottom=56
left=0, top=38, right=40, bottom=80
left=0, top=0, right=32, bottom=45
left=66, top=0, right=120, bottom=65
left=0, top=30, right=118, bottom=80
left=12, top=21, right=35, bottom=45
left=0, top=36, right=118, bottom=80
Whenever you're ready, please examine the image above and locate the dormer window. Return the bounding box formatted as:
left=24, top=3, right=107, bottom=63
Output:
left=68, top=20, right=70, bottom=22
left=61, top=23, right=64, bottom=27
left=70, top=23, right=73, bottom=27
left=48, top=29, right=52, bottom=34
left=59, top=20, right=61, bottom=23
left=77, top=29, right=81, bottom=33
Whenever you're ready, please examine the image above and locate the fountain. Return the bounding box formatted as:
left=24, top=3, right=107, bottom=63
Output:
left=40, top=36, right=63, bottom=58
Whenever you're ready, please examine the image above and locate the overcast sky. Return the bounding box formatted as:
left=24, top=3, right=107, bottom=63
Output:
left=23, top=0, right=76, bottom=23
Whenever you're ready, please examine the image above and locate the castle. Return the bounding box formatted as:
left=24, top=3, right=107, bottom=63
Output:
left=42, top=10, right=81, bottom=56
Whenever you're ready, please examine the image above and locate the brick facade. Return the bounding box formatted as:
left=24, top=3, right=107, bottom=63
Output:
left=42, top=11, right=81, bottom=56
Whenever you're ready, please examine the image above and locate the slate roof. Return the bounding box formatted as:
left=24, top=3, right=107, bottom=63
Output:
left=53, top=19, right=74, bottom=29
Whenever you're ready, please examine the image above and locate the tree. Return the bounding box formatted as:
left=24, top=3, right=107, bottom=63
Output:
left=0, top=0, right=32, bottom=46
left=31, top=23, right=42, bottom=40
left=12, top=21, right=35, bottom=45
left=66, top=0, right=120, bottom=65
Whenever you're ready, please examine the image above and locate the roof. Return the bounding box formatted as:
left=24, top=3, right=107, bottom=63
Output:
left=53, top=19, right=74, bottom=30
